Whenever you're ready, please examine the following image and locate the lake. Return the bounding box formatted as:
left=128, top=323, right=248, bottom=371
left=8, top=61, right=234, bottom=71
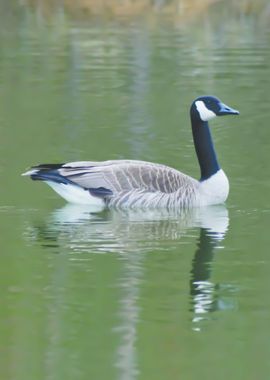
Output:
left=1, top=2, right=270, bottom=380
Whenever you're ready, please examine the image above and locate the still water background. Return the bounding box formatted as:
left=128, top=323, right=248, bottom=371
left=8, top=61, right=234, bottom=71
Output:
left=1, top=2, right=270, bottom=380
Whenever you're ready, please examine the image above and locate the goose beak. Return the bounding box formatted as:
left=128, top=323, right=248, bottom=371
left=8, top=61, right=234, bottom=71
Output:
left=217, top=102, right=239, bottom=116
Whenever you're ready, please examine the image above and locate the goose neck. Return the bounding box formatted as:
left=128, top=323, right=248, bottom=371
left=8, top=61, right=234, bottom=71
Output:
left=191, top=117, right=220, bottom=181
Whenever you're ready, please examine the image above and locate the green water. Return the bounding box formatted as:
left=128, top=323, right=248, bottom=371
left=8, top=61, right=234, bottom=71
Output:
left=1, top=3, right=270, bottom=380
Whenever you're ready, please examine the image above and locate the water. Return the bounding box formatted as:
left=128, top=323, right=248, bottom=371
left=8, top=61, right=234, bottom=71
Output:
left=1, top=3, right=270, bottom=380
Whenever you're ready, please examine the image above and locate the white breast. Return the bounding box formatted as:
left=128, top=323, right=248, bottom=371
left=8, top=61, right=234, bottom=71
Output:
left=198, top=169, right=229, bottom=206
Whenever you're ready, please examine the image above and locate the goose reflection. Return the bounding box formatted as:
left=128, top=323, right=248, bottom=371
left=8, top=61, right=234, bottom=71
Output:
left=27, top=205, right=230, bottom=316
left=29, top=204, right=229, bottom=253
left=190, top=224, right=230, bottom=331
left=25, top=205, right=230, bottom=376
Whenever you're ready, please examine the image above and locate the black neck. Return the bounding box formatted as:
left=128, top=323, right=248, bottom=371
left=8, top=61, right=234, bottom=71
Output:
left=191, top=116, right=220, bottom=181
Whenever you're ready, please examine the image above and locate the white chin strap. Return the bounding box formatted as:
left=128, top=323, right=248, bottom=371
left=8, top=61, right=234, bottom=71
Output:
left=195, top=100, right=216, bottom=121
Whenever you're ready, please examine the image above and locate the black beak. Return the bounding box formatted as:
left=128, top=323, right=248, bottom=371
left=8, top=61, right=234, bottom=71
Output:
left=217, top=102, right=239, bottom=116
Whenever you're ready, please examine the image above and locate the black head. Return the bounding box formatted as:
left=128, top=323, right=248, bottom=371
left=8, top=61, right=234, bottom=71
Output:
left=190, top=95, right=239, bottom=122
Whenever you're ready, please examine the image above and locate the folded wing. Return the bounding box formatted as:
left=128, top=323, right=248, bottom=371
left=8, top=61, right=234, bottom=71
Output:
left=25, top=160, right=199, bottom=207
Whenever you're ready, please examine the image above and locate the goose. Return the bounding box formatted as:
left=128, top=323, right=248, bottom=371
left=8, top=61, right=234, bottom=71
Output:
left=22, top=96, right=239, bottom=209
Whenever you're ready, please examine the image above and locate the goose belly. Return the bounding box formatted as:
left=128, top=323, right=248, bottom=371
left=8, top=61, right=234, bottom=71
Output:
left=107, top=187, right=199, bottom=209
left=45, top=170, right=228, bottom=209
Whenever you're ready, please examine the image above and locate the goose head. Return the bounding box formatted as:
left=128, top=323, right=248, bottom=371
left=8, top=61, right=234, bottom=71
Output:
left=190, top=95, right=239, bottom=122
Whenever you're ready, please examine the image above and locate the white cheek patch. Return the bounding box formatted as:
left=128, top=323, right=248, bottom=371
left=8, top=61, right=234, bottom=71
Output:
left=195, top=100, right=216, bottom=122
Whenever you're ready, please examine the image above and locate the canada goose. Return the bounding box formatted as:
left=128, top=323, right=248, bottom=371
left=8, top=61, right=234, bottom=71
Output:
left=22, top=96, right=239, bottom=209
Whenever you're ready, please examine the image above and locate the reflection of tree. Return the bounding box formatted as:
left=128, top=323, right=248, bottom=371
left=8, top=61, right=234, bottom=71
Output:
left=20, top=0, right=269, bottom=19
left=128, top=26, right=151, bottom=158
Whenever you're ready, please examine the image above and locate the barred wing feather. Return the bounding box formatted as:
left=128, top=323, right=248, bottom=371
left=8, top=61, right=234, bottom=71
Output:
left=57, top=160, right=199, bottom=208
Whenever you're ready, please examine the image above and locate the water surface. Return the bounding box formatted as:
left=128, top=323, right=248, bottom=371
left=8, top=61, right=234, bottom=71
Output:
left=1, top=4, right=270, bottom=380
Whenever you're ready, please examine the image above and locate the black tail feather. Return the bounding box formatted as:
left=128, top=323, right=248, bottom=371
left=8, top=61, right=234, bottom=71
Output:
left=31, top=171, right=73, bottom=185
left=31, top=163, right=65, bottom=171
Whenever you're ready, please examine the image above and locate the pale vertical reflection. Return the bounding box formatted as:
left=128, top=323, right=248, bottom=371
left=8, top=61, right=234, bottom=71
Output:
left=44, top=256, right=69, bottom=380
left=128, top=26, right=151, bottom=157
left=63, top=27, right=84, bottom=149
left=114, top=253, right=144, bottom=380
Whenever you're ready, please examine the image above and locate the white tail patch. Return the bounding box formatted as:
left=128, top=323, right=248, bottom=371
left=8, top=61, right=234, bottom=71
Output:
left=46, top=181, right=105, bottom=209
